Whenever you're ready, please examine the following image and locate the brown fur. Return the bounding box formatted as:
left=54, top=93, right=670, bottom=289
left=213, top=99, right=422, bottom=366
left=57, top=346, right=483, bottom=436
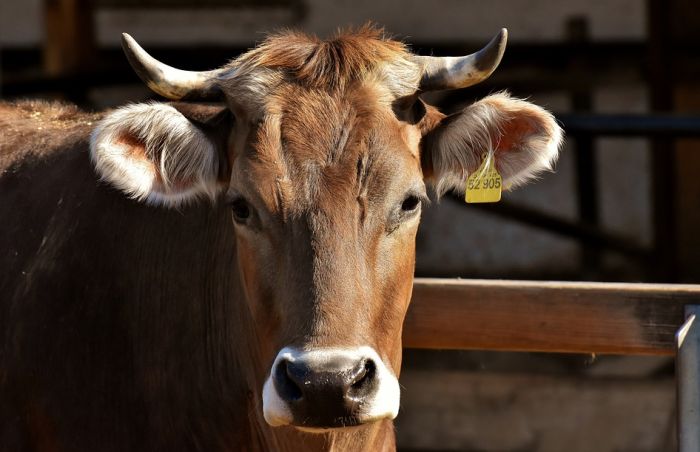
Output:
left=0, top=101, right=100, bottom=171
left=235, top=25, right=412, bottom=90
left=0, top=86, right=416, bottom=452
left=219, top=25, right=421, bottom=121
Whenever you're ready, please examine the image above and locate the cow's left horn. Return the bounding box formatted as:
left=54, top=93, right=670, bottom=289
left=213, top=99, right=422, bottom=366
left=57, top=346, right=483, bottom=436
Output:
left=121, top=33, right=224, bottom=100
left=413, top=28, right=507, bottom=91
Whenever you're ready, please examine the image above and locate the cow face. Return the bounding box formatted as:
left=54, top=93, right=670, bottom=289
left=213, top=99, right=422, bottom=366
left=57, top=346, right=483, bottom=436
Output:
left=225, top=82, right=424, bottom=429
left=91, top=27, right=562, bottom=431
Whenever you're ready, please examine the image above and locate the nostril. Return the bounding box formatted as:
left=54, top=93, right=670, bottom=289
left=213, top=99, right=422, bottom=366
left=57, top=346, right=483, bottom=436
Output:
left=274, top=360, right=303, bottom=402
left=350, top=359, right=376, bottom=391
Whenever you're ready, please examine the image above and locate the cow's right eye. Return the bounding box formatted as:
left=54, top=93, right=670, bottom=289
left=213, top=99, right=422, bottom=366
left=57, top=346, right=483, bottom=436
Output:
left=230, top=198, right=251, bottom=223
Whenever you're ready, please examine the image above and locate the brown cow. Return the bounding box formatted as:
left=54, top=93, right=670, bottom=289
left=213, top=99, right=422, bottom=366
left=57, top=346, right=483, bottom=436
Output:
left=0, top=26, right=562, bottom=451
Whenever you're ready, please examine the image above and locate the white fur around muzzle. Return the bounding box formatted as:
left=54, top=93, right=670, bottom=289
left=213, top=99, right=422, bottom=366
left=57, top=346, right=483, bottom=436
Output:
left=262, top=346, right=400, bottom=428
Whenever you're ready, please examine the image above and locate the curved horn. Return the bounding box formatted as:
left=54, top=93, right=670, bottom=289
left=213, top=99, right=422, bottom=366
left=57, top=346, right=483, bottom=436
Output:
left=121, top=33, right=223, bottom=100
left=413, top=28, right=507, bottom=91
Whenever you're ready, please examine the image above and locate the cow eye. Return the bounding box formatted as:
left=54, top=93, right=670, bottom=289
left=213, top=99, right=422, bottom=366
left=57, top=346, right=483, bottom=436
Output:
left=230, top=198, right=251, bottom=223
left=387, top=192, right=424, bottom=233
left=401, top=195, right=421, bottom=212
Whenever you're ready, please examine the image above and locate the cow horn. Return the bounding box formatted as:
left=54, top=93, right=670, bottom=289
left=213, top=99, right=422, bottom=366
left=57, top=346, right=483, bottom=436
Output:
left=414, top=28, right=507, bottom=91
left=121, top=33, right=224, bottom=100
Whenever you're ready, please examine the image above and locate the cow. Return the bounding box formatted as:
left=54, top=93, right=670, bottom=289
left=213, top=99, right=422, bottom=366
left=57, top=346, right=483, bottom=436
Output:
left=0, top=25, right=562, bottom=451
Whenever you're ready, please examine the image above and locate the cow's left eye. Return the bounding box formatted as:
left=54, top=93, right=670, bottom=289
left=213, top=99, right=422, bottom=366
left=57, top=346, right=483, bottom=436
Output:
left=401, top=195, right=421, bottom=212
left=387, top=193, right=423, bottom=233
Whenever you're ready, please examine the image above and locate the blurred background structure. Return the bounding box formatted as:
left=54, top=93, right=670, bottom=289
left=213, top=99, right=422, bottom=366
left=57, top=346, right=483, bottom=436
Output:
left=2, top=0, right=699, bottom=450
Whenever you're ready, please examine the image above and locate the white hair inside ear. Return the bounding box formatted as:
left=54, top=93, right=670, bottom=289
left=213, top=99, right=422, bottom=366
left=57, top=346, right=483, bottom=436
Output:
left=90, top=103, right=222, bottom=207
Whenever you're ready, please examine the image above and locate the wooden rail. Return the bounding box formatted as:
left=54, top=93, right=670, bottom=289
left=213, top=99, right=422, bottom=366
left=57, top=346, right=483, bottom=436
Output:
left=403, top=278, right=700, bottom=355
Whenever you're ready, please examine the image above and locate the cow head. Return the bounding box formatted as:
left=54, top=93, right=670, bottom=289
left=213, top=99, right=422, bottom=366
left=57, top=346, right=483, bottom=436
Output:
left=90, top=26, right=562, bottom=432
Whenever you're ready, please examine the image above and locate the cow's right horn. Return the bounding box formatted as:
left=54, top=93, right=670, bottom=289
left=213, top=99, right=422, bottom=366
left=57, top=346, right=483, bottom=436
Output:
left=413, top=28, right=507, bottom=92
left=121, top=33, right=224, bottom=101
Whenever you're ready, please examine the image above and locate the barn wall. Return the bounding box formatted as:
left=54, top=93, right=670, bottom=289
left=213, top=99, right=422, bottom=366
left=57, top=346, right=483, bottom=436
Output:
left=2, top=0, right=646, bottom=46
left=3, top=0, right=652, bottom=279
left=396, top=370, right=675, bottom=452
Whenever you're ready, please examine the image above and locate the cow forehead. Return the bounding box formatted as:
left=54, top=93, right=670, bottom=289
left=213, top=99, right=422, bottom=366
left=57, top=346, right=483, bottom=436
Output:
left=220, top=27, right=426, bottom=213
left=275, top=83, right=409, bottom=164
left=234, top=84, right=422, bottom=216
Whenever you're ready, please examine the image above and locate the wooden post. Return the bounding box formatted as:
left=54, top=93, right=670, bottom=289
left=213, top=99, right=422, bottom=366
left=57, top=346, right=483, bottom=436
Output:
left=668, top=0, right=700, bottom=283
left=647, top=0, right=700, bottom=283
left=43, top=0, right=96, bottom=77
left=647, top=0, right=678, bottom=282
left=566, top=17, right=601, bottom=278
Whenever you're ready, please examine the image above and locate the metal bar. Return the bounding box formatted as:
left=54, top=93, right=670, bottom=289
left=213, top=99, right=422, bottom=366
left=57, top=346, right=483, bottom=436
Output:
left=676, top=305, right=700, bottom=451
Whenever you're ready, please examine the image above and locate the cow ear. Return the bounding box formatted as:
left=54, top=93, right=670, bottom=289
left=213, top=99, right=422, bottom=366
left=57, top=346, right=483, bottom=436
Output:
left=90, top=102, right=232, bottom=207
left=421, top=92, right=563, bottom=196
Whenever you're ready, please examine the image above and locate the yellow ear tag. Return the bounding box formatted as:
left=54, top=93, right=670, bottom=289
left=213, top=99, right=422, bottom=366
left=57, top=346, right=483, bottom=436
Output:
left=465, top=153, right=502, bottom=203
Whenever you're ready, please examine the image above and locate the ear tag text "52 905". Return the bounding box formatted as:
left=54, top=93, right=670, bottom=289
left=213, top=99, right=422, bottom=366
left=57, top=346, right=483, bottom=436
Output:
left=465, top=153, right=502, bottom=203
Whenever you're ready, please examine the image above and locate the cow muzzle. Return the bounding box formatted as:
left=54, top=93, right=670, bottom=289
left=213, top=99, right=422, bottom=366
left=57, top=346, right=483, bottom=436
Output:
left=262, top=346, right=400, bottom=430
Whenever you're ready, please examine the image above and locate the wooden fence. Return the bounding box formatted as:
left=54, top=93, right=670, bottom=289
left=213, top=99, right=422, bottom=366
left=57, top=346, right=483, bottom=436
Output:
left=404, top=278, right=700, bottom=354
left=403, top=278, right=700, bottom=451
